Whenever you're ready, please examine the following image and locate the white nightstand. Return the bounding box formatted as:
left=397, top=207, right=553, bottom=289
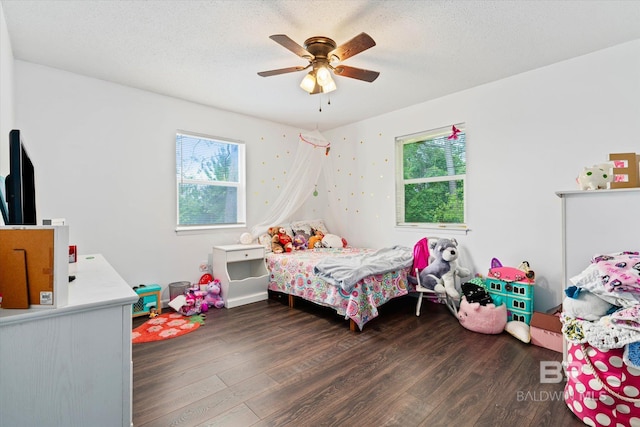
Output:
left=211, top=244, right=269, bottom=308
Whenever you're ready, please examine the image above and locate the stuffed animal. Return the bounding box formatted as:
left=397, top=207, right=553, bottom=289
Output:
left=461, top=281, right=493, bottom=306
left=268, top=226, right=284, bottom=253
left=203, top=279, right=225, bottom=310
left=277, top=227, right=293, bottom=252
left=413, top=238, right=470, bottom=299
left=321, top=233, right=345, bottom=248
left=458, top=296, right=507, bottom=334
left=308, top=229, right=324, bottom=249
left=292, top=233, right=307, bottom=250
left=577, top=164, right=613, bottom=190
left=563, top=285, right=616, bottom=321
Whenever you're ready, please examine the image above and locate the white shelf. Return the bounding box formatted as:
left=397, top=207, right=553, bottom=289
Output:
left=212, top=244, right=269, bottom=308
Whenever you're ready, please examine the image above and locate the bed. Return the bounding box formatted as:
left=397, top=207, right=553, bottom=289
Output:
left=265, top=246, right=413, bottom=331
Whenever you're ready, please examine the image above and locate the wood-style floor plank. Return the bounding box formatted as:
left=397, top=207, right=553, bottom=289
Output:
left=132, top=296, right=584, bottom=427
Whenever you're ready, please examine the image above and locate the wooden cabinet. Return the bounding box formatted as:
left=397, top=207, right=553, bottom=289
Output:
left=0, top=254, right=138, bottom=427
left=212, top=244, right=269, bottom=308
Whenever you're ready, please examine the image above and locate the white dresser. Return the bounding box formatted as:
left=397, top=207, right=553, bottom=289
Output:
left=211, top=244, right=269, bottom=308
left=0, top=254, right=138, bottom=427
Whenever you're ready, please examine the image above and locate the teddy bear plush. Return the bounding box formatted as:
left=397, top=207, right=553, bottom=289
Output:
left=268, top=226, right=284, bottom=253
left=277, top=227, right=293, bottom=252
left=412, top=238, right=470, bottom=299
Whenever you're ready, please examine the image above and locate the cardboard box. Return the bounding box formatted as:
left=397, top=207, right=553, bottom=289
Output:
left=0, top=225, right=69, bottom=308
left=530, top=309, right=562, bottom=353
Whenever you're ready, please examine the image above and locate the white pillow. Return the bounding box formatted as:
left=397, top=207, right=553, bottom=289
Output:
left=505, top=321, right=530, bottom=343
left=293, top=219, right=329, bottom=235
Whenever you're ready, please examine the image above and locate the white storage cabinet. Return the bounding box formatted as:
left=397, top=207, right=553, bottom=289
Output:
left=212, top=244, right=269, bottom=308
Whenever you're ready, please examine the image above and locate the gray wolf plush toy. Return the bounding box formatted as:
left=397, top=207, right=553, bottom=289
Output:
left=411, top=238, right=470, bottom=299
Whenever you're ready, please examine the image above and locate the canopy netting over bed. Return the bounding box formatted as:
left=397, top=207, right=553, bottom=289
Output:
left=251, top=130, right=337, bottom=238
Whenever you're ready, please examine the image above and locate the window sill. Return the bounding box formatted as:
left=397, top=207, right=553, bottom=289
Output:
left=395, top=224, right=471, bottom=235
left=175, top=223, right=246, bottom=236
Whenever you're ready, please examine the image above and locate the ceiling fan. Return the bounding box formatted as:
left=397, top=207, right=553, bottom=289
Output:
left=258, top=32, right=380, bottom=95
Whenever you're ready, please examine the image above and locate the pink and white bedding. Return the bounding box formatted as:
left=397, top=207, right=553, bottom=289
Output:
left=266, top=247, right=412, bottom=330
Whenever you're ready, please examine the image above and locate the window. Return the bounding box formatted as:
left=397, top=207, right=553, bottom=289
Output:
left=175, top=132, right=245, bottom=231
left=395, top=123, right=466, bottom=229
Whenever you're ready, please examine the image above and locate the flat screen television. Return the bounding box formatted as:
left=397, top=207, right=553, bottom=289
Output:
left=1, top=129, right=37, bottom=225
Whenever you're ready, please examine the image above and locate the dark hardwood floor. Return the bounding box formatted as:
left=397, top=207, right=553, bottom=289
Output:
left=132, top=294, right=583, bottom=426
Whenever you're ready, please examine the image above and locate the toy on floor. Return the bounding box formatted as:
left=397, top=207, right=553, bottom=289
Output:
left=148, top=307, right=158, bottom=318
left=458, top=296, right=507, bottom=334
left=457, top=277, right=508, bottom=334
left=203, top=279, right=225, bottom=310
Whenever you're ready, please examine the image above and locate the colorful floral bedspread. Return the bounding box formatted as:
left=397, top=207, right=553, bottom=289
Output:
left=266, top=247, right=410, bottom=330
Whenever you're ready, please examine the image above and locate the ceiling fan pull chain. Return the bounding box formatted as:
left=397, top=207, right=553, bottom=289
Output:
left=319, top=95, right=322, bottom=112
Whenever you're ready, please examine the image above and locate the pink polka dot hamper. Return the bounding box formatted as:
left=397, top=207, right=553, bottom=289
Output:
left=565, top=342, right=640, bottom=426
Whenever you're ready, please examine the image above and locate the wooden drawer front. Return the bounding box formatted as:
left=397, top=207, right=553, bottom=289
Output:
left=226, top=247, right=264, bottom=262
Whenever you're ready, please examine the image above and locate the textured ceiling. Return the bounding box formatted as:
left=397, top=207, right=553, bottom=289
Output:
left=3, top=0, right=640, bottom=131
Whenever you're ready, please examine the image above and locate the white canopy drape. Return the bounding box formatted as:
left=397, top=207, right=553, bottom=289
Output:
left=250, top=130, right=332, bottom=237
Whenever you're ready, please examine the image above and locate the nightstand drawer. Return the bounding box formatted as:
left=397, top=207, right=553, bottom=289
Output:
left=226, top=247, right=264, bottom=263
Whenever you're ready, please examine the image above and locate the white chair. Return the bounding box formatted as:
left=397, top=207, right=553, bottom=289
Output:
left=414, top=268, right=458, bottom=317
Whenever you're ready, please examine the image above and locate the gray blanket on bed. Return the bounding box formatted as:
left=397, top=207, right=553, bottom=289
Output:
left=313, top=246, right=414, bottom=293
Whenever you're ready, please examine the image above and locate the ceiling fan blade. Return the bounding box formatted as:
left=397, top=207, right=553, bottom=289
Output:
left=269, top=34, right=313, bottom=59
left=328, top=32, right=376, bottom=62
left=258, top=66, right=307, bottom=77
left=333, top=65, right=380, bottom=82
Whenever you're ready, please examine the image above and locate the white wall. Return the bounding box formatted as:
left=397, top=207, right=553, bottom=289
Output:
left=324, top=39, right=640, bottom=311
left=13, top=61, right=324, bottom=297
left=12, top=33, right=640, bottom=311
left=0, top=3, right=14, bottom=176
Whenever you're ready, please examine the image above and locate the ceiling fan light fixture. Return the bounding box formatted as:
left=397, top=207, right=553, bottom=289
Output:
left=321, top=78, right=336, bottom=93
left=316, top=65, right=332, bottom=86
left=300, top=72, right=316, bottom=93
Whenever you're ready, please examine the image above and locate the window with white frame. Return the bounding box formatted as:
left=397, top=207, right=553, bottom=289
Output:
left=175, top=132, right=246, bottom=230
left=395, top=123, right=466, bottom=229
